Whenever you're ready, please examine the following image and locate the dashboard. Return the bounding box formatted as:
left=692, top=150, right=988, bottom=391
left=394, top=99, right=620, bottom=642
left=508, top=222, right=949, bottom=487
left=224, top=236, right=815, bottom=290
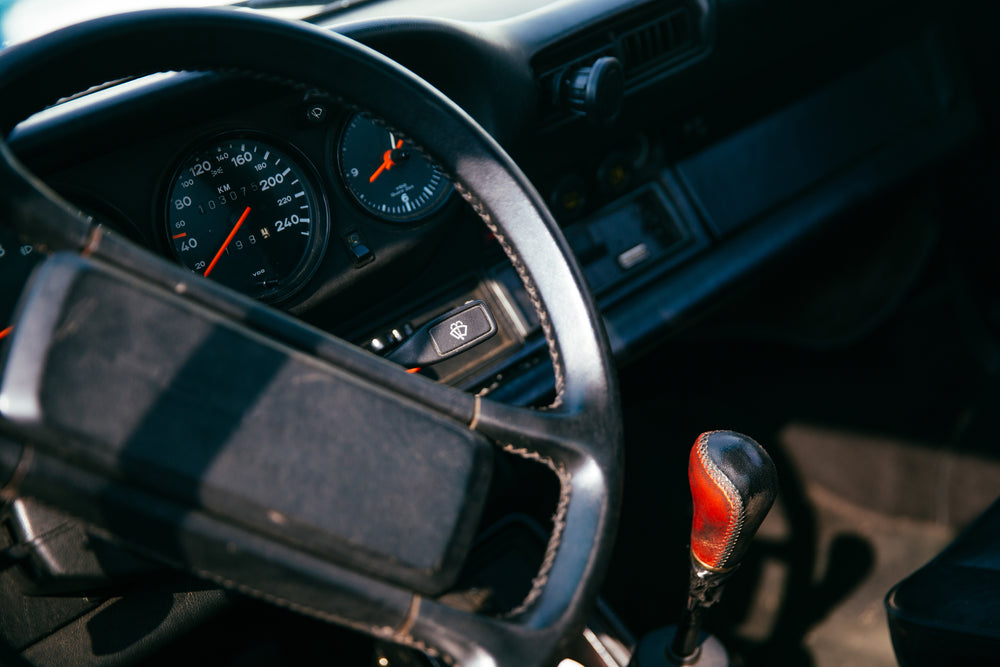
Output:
left=0, top=0, right=980, bottom=398
left=0, top=0, right=994, bottom=663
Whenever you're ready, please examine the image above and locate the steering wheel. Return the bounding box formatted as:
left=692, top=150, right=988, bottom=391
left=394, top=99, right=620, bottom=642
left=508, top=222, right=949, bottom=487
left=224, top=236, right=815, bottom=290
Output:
left=0, top=8, right=622, bottom=666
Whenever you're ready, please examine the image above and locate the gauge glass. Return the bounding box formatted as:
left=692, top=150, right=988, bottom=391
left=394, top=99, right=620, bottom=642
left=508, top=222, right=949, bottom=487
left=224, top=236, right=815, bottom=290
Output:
left=338, top=113, right=451, bottom=223
left=165, top=134, right=326, bottom=301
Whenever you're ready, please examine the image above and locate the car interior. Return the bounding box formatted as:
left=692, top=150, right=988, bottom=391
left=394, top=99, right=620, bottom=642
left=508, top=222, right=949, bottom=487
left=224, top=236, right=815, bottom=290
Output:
left=0, top=0, right=999, bottom=665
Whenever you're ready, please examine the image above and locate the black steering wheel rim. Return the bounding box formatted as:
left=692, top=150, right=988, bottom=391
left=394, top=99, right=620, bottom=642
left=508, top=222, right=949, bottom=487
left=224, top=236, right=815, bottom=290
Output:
left=0, top=8, right=623, bottom=666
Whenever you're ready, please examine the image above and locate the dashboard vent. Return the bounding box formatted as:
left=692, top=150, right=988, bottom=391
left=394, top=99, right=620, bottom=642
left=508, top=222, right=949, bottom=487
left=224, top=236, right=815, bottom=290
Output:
left=533, top=0, right=712, bottom=128
left=620, top=8, right=694, bottom=77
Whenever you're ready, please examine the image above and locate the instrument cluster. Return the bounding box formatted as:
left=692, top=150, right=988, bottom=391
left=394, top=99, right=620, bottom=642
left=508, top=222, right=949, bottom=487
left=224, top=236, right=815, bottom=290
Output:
left=160, top=109, right=453, bottom=304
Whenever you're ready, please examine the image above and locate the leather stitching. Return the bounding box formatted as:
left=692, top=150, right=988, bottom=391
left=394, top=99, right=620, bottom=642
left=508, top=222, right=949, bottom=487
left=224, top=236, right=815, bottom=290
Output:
left=451, top=181, right=566, bottom=408
left=697, top=431, right=745, bottom=569
left=499, top=443, right=572, bottom=617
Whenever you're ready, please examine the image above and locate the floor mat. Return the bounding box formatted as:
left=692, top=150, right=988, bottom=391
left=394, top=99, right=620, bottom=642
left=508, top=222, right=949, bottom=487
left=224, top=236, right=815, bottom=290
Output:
left=731, top=476, right=956, bottom=667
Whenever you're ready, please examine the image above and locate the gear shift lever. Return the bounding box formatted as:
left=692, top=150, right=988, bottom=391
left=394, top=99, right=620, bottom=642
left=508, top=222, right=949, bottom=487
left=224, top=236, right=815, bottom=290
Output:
left=632, top=431, right=778, bottom=667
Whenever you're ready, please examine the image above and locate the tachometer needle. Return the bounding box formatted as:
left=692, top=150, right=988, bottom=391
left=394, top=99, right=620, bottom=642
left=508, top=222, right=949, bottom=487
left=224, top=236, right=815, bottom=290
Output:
left=204, top=206, right=251, bottom=278
left=0, top=326, right=11, bottom=341
left=369, top=139, right=404, bottom=183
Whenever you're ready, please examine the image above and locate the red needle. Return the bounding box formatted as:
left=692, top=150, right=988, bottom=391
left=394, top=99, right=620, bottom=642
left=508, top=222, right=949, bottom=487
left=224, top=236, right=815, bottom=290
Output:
left=203, top=206, right=251, bottom=278
left=0, top=326, right=11, bottom=341
left=369, top=139, right=404, bottom=183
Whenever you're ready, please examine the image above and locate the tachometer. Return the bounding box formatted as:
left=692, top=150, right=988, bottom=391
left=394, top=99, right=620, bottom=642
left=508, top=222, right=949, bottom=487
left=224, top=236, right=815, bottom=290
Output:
left=165, top=134, right=327, bottom=302
left=338, top=113, right=451, bottom=223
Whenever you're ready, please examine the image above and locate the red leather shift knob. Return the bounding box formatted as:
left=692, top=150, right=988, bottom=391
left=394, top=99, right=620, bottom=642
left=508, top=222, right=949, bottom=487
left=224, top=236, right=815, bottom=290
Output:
left=688, top=430, right=777, bottom=571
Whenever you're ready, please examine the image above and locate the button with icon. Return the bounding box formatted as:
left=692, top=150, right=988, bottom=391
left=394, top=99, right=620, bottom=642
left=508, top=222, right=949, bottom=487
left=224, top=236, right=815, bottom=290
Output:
left=387, top=300, right=498, bottom=368
left=430, top=304, right=495, bottom=356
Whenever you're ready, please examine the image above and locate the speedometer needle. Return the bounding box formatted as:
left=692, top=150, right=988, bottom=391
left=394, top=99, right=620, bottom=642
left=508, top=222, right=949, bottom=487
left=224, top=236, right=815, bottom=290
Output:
left=369, top=139, right=404, bottom=183
left=204, top=206, right=251, bottom=278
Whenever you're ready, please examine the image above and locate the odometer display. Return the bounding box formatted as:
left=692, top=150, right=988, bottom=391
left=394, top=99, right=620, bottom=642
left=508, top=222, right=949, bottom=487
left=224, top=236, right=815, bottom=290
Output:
left=165, top=134, right=326, bottom=302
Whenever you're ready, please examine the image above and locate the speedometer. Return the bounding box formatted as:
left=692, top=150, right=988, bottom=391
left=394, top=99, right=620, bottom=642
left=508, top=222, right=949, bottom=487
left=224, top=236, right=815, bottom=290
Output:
left=165, top=133, right=327, bottom=302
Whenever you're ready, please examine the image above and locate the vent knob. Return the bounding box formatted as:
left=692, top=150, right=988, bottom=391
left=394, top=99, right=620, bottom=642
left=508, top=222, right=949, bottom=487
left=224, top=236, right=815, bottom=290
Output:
left=561, top=56, right=624, bottom=125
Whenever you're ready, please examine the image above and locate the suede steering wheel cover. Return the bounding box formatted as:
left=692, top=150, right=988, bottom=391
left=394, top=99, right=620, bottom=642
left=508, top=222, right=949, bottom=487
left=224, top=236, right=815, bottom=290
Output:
left=0, top=9, right=623, bottom=666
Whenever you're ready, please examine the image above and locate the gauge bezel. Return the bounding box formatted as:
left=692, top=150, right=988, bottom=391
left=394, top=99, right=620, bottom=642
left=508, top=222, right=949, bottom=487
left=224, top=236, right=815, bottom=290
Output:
left=163, top=130, right=330, bottom=304
left=336, top=112, right=452, bottom=224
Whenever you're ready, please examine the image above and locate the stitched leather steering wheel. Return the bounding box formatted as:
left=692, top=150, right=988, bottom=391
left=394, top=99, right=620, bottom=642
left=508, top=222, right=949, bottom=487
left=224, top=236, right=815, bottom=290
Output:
left=0, top=9, right=623, bottom=666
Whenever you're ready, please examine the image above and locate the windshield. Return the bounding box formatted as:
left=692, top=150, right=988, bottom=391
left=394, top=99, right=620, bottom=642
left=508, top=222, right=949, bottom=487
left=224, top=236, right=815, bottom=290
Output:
left=0, top=0, right=332, bottom=48
left=0, top=0, right=559, bottom=49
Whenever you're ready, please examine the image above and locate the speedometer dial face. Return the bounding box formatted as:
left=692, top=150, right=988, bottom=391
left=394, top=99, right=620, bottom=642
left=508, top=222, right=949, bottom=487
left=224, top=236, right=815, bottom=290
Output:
left=165, top=134, right=327, bottom=302
left=338, top=113, right=451, bottom=223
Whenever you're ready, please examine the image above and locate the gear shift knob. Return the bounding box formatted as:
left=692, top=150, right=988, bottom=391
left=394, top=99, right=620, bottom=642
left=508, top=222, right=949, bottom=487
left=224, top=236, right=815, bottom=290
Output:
left=669, top=431, right=777, bottom=663
left=631, top=431, right=777, bottom=666
left=688, top=430, right=778, bottom=572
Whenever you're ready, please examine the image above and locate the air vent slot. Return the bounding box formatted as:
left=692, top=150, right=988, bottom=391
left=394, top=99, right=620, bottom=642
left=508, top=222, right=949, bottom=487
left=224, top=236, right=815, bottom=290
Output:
left=620, top=8, right=694, bottom=77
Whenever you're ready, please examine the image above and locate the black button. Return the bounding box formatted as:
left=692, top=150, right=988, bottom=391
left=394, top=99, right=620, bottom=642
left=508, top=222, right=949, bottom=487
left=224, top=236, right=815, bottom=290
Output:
left=429, top=303, right=494, bottom=357
left=345, top=232, right=373, bottom=265
left=384, top=300, right=498, bottom=368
